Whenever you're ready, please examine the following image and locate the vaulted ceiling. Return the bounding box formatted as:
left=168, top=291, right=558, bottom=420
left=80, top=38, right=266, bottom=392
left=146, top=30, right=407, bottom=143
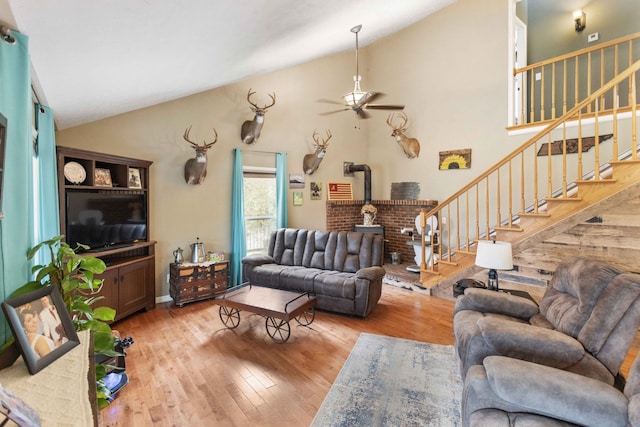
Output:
left=5, top=0, right=455, bottom=129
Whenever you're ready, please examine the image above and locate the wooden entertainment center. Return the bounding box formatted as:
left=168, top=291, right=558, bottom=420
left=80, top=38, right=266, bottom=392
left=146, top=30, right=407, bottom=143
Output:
left=56, top=146, right=156, bottom=322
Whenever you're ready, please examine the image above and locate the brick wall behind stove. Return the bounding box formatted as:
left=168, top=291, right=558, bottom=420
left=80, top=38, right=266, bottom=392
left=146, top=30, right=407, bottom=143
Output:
left=326, top=199, right=438, bottom=263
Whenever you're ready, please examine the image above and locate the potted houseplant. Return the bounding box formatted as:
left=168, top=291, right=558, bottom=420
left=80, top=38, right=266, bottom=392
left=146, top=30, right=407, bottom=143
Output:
left=15, top=235, right=119, bottom=408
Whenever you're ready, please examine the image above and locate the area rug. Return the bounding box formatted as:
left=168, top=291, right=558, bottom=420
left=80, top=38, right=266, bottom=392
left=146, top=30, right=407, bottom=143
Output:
left=383, top=276, right=432, bottom=296
left=311, top=333, right=462, bottom=427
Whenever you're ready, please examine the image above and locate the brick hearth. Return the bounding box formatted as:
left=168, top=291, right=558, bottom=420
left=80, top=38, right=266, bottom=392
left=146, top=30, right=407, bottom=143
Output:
left=326, top=199, right=438, bottom=264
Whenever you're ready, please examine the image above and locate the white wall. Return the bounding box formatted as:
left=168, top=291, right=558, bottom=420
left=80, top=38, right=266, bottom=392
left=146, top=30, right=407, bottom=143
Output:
left=56, top=0, right=530, bottom=298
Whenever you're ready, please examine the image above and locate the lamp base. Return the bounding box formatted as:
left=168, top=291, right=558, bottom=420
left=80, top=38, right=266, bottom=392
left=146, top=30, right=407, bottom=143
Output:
left=487, top=268, right=499, bottom=291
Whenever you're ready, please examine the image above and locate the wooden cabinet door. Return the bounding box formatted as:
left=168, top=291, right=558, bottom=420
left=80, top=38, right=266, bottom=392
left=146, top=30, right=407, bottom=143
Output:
left=94, top=268, right=119, bottom=315
left=117, top=259, right=152, bottom=319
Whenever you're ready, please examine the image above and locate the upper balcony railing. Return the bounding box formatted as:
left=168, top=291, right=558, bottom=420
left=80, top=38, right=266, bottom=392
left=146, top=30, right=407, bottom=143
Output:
left=421, top=58, right=639, bottom=274
left=512, top=33, right=640, bottom=129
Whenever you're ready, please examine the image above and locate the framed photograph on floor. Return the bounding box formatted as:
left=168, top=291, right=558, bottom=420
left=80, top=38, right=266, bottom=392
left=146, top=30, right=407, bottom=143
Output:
left=2, top=286, right=80, bottom=375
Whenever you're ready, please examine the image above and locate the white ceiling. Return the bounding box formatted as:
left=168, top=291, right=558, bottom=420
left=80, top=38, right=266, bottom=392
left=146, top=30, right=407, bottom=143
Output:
left=6, top=0, right=455, bottom=130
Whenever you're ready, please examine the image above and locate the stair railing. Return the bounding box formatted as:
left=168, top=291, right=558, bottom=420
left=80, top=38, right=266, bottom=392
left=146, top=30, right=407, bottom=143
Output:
left=513, top=32, right=640, bottom=128
left=420, top=59, right=639, bottom=275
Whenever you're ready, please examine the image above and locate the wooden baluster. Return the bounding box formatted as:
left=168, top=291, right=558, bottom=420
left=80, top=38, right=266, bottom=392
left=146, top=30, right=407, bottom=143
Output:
left=496, top=168, right=502, bottom=228
left=587, top=52, right=592, bottom=113
left=594, top=101, right=601, bottom=180
left=465, top=191, right=470, bottom=251
left=485, top=176, right=490, bottom=238
left=551, top=63, right=557, bottom=119
left=563, top=59, right=568, bottom=116
left=455, top=197, right=461, bottom=251
left=577, top=113, right=584, bottom=180
left=475, top=184, right=480, bottom=243
left=530, top=71, right=535, bottom=123
left=533, top=141, right=539, bottom=214
left=520, top=151, right=526, bottom=214
left=562, top=122, right=568, bottom=196
left=632, top=72, right=637, bottom=160
left=540, top=67, right=546, bottom=121
left=613, top=83, right=619, bottom=161
left=508, top=160, right=513, bottom=227
left=600, top=47, right=605, bottom=111
left=547, top=133, right=553, bottom=198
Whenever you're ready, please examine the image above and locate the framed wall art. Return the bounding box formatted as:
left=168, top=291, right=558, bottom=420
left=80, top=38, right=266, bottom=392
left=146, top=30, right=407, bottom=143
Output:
left=293, top=191, right=303, bottom=206
left=439, top=149, right=472, bottom=170
left=310, top=182, right=322, bottom=200
left=128, top=167, right=142, bottom=189
left=94, top=168, right=112, bottom=187
left=2, top=286, right=80, bottom=374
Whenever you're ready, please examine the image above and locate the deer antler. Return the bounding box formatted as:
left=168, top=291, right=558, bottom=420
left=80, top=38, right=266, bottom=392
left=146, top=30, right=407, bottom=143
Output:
left=386, top=112, right=408, bottom=131
left=312, top=129, right=332, bottom=149
left=247, top=88, right=276, bottom=111
left=184, top=125, right=217, bottom=147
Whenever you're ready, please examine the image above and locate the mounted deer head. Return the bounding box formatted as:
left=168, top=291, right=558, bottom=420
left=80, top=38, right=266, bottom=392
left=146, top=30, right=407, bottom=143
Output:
left=386, top=112, right=420, bottom=159
left=303, top=129, right=332, bottom=175
left=183, top=126, right=217, bottom=185
left=240, top=89, right=276, bottom=144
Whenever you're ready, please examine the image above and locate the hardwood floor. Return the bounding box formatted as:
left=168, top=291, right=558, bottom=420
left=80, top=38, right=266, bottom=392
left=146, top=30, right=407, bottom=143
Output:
left=99, top=284, right=639, bottom=426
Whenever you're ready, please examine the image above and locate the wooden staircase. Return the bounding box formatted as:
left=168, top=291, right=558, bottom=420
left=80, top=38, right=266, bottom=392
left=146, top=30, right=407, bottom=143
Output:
left=418, top=59, right=640, bottom=296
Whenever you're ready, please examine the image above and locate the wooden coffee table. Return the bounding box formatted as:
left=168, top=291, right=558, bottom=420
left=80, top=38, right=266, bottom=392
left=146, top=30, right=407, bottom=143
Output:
left=216, top=283, right=317, bottom=343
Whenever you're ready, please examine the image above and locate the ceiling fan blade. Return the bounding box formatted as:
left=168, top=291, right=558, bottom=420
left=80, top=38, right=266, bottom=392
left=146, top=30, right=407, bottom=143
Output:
left=362, top=92, right=383, bottom=104
left=365, top=104, right=405, bottom=110
left=318, top=108, right=349, bottom=116
left=318, top=98, right=345, bottom=106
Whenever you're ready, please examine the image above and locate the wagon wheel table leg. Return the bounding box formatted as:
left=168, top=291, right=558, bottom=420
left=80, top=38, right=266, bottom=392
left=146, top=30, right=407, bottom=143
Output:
left=219, top=306, right=240, bottom=329
left=295, top=307, right=315, bottom=326
left=265, top=317, right=291, bottom=343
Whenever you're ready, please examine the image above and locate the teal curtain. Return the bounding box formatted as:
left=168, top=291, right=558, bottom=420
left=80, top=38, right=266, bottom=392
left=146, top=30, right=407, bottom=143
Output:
left=230, top=148, right=246, bottom=287
left=33, top=104, right=60, bottom=265
left=0, top=30, right=34, bottom=345
left=275, top=152, right=288, bottom=228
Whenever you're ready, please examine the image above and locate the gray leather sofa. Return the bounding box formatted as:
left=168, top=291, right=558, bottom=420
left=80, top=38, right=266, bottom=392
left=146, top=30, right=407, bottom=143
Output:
left=454, top=256, right=640, bottom=386
left=242, top=228, right=385, bottom=317
left=464, top=354, right=640, bottom=427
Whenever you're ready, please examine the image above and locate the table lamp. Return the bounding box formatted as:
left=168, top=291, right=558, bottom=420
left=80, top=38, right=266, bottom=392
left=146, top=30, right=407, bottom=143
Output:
left=475, top=240, right=513, bottom=291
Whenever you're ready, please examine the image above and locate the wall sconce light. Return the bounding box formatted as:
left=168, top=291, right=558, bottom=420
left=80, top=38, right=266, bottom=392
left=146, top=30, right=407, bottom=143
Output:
left=573, top=10, right=586, bottom=32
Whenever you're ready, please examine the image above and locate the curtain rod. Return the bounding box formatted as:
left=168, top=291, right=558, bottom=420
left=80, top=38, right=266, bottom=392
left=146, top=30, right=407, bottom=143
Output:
left=236, top=148, right=282, bottom=155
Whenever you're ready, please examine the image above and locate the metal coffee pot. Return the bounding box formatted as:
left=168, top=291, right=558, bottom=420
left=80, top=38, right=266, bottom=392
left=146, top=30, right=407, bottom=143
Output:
left=190, top=238, right=206, bottom=263
left=172, top=247, right=184, bottom=264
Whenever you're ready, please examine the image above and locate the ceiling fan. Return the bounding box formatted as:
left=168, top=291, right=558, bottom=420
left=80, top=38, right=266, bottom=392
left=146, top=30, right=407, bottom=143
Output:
left=320, top=24, right=405, bottom=119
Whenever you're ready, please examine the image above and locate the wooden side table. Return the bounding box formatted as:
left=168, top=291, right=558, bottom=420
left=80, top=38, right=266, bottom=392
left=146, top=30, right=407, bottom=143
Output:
left=169, top=260, right=229, bottom=307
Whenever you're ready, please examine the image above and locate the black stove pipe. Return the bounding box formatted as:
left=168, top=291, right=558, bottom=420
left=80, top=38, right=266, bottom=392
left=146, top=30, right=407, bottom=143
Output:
left=345, top=163, right=371, bottom=205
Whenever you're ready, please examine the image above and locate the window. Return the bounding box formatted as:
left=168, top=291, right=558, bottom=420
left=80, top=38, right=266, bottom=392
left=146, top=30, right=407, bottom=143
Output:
left=243, top=167, right=276, bottom=255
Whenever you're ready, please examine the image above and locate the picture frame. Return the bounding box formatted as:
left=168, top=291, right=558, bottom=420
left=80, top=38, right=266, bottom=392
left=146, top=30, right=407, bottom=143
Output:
left=293, top=191, right=303, bottom=206
left=289, top=173, right=304, bottom=189
left=310, top=182, right=322, bottom=200
left=327, top=182, right=353, bottom=200
left=128, top=167, right=142, bottom=189
left=94, top=167, right=112, bottom=187
left=2, top=286, right=80, bottom=375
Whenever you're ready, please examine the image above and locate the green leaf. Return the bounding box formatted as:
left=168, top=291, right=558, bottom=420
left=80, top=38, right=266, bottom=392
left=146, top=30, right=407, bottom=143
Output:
left=93, top=306, right=116, bottom=322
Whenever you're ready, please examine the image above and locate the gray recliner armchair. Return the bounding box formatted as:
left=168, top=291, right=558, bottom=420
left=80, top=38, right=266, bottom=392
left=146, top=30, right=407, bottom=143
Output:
left=463, top=354, right=640, bottom=427
left=454, top=256, right=640, bottom=385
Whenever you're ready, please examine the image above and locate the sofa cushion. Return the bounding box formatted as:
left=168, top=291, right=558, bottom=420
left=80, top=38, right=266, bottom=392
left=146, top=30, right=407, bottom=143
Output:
left=313, top=271, right=356, bottom=299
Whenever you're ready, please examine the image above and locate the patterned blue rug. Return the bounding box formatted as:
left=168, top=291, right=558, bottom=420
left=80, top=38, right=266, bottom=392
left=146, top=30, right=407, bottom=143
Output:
left=311, top=333, right=462, bottom=427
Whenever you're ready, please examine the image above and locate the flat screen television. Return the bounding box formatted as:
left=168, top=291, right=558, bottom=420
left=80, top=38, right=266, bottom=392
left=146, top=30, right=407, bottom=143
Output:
left=65, top=191, right=147, bottom=251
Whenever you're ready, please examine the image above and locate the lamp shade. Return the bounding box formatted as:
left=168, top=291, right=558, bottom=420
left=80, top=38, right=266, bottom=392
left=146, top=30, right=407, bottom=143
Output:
left=475, top=240, right=513, bottom=270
